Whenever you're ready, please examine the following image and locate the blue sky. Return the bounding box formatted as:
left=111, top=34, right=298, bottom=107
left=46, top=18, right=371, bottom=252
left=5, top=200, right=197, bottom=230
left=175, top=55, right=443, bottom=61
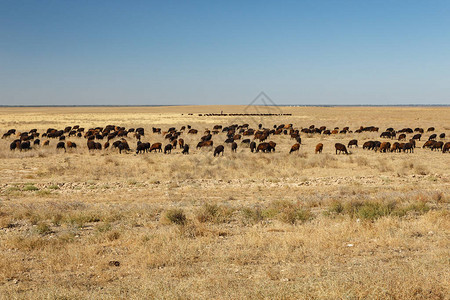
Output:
left=1, top=1, right=449, bottom=105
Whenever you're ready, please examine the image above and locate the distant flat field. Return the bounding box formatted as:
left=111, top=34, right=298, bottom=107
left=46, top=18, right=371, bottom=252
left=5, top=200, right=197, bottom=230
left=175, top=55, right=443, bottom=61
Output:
left=0, top=106, right=449, bottom=299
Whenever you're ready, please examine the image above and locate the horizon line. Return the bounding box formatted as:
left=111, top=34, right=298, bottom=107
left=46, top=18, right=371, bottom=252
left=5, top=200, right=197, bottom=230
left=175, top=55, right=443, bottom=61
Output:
left=0, top=104, right=449, bottom=108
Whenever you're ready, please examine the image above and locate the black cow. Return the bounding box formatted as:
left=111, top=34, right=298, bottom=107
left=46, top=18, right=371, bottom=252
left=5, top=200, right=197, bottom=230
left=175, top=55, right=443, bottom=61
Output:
left=214, top=145, right=224, bottom=156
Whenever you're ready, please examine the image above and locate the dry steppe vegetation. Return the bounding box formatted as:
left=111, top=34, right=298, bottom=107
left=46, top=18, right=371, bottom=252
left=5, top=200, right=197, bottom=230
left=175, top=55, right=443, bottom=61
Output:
left=0, top=106, right=449, bottom=299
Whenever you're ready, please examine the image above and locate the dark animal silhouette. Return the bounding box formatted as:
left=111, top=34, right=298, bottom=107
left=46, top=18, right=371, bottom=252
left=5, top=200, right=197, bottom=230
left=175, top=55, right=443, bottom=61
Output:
left=231, top=142, right=237, bottom=152
left=335, top=143, right=348, bottom=155
left=315, top=143, right=323, bottom=154
left=214, top=145, right=224, bottom=156
left=443, top=142, right=450, bottom=153
left=182, top=144, right=190, bottom=154
left=196, top=140, right=213, bottom=149
left=391, top=142, right=401, bottom=152
left=412, top=134, right=422, bottom=141
left=268, top=141, right=277, bottom=152
left=422, top=140, right=435, bottom=149
left=136, top=142, right=150, bottom=154
left=164, top=144, right=173, bottom=154
left=379, top=142, right=391, bottom=153
left=431, top=141, right=443, bottom=151
left=398, top=134, right=406, bottom=141
left=149, top=143, right=162, bottom=152
left=289, top=143, right=300, bottom=154
left=402, top=143, right=414, bottom=153
left=348, top=139, right=358, bottom=148
left=56, top=142, right=66, bottom=152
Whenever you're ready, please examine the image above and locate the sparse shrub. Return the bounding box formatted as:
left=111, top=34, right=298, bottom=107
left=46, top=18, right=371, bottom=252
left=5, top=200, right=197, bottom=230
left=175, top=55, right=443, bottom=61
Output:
left=328, top=201, right=344, bottom=215
left=264, top=200, right=312, bottom=224
left=394, top=201, right=430, bottom=217
left=36, top=222, right=52, bottom=235
left=356, top=201, right=395, bottom=220
left=196, top=203, right=233, bottom=224
left=179, top=221, right=209, bottom=238
left=67, top=212, right=102, bottom=228
left=23, top=184, right=39, bottom=191
left=242, top=207, right=264, bottom=224
left=96, top=222, right=112, bottom=232
left=330, top=198, right=431, bottom=220
left=162, top=209, right=187, bottom=226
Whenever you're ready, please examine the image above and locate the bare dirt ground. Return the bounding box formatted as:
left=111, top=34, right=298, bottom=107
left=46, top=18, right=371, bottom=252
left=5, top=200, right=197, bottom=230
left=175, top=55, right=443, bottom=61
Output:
left=0, top=106, right=449, bottom=299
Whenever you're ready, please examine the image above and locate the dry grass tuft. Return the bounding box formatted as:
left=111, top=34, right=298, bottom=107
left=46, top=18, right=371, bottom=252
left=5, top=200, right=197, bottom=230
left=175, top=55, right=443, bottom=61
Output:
left=162, top=208, right=187, bottom=226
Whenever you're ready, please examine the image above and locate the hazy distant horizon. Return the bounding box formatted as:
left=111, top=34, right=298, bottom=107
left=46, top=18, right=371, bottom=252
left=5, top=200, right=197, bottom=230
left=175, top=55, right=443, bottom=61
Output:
left=1, top=1, right=450, bottom=106
left=1, top=104, right=449, bottom=108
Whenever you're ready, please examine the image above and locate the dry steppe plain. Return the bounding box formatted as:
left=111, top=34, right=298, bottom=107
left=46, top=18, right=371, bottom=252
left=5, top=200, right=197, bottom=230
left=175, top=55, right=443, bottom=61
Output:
left=0, top=105, right=449, bottom=299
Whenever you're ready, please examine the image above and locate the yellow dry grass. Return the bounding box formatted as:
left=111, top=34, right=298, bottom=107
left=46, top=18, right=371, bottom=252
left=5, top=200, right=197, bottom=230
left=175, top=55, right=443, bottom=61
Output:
left=0, top=105, right=449, bottom=299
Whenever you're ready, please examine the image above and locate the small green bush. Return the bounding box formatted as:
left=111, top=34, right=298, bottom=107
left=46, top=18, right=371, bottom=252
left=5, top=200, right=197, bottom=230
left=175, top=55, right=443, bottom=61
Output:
left=196, top=203, right=233, bottom=223
left=23, top=184, right=39, bottom=191
left=242, top=207, right=264, bottom=223
left=264, top=200, right=312, bottom=224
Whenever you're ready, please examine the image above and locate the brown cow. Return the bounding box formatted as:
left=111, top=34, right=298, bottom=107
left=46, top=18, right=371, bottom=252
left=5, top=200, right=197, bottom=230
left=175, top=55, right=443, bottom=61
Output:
left=422, top=140, right=435, bottom=149
left=390, top=142, right=401, bottom=152
left=335, top=143, right=348, bottom=155
left=197, top=140, right=213, bottom=149
left=164, top=144, right=173, bottom=154
left=348, top=139, right=358, bottom=148
left=315, top=143, right=323, bottom=154
left=231, top=142, right=238, bottom=152
left=443, top=142, right=450, bottom=153
left=431, top=141, right=443, bottom=151
left=268, top=141, right=276, bottom=152
left=87, top=140, right=97, bottom=150
left=182, top=144, right=190, bottom=154
left=379, top=142, right=391, bottom=153
left=289, top=143, right=300, bottom=154
left=256, top=142, right=272, bottom=153
left=56, top=141, right=66, bottom=152
left=250, top=141, right=256, bottom=152
left=149, top=143, right=162, bottom=152
left=214, top=145, right=224, bottom=156
left=43, top=140, right=50, bottom=146
left=402, top=143, right=414, bottom=153
left=178, top=138, right=184, bottom=148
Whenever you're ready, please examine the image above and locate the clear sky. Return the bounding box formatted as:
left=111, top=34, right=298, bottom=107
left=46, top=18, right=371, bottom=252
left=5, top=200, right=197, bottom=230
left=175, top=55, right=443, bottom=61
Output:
left=1, top=1, right=450, bottom=106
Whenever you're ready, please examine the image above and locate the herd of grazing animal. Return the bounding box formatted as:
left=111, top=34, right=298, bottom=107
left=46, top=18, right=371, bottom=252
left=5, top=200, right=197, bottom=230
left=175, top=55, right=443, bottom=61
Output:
left=2, top=123, right=449, bottom=158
